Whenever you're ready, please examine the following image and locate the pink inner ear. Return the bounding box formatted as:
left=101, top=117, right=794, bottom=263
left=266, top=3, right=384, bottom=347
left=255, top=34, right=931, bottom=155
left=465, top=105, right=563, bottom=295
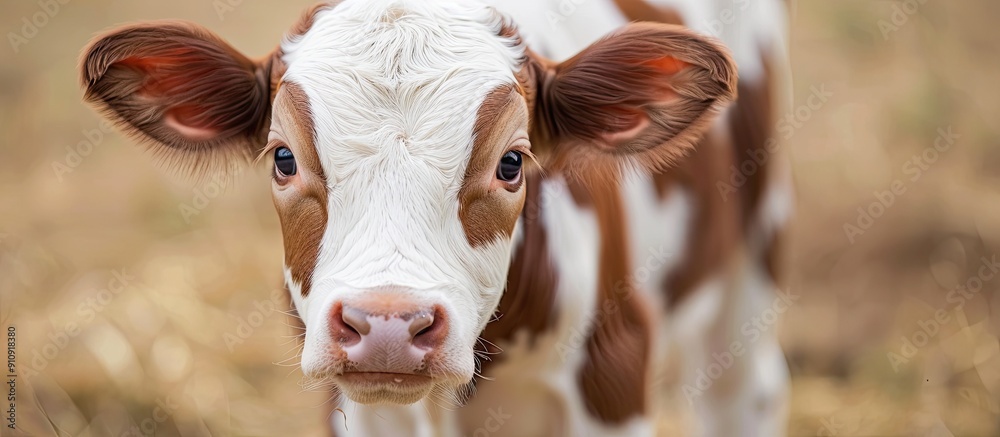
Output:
left=641, top=57, right=687, bottom=102
left=641, top=56, right=688, bottom=75
left=596, top=57, right=689, bottom=147
left=601, top=116, right=650, bottom=148
left=119, top=56, right=226, bottom=142
left=579, top=57, right=691, bottom=149
left=164, top=109, right=220, bottom=142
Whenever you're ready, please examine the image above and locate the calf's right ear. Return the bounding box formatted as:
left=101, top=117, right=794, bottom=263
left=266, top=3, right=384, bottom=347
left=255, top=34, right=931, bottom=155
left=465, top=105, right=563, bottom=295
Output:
left=524, top=23, right=738, bottom=176
left=80, top=21, right=278, bottom=173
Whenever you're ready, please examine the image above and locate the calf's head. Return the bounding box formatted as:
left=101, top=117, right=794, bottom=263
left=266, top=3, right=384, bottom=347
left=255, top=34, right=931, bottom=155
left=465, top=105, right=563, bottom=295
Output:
left=81, top=0, right=735, bottom=405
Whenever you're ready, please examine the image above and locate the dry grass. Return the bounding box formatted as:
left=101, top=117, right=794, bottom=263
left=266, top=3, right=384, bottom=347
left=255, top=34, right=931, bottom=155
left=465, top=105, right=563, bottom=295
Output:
left=1, top=0, right=998, bottom=435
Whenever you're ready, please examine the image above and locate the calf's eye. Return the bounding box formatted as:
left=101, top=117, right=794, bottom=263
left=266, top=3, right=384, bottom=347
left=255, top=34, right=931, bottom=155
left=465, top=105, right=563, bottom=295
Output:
left=274, top=146, right=297, bottom=177
left=496, top=151, right=522, bottom=182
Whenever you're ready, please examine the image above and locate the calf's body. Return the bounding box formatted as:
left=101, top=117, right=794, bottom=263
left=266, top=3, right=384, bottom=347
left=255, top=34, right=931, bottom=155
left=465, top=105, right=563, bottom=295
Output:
left=458, top=1, right=793, bottom=436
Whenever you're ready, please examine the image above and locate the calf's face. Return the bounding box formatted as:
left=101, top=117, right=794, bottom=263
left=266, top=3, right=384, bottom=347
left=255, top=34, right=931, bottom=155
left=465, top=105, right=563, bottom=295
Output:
left=81, top=0, right=735, bottom=405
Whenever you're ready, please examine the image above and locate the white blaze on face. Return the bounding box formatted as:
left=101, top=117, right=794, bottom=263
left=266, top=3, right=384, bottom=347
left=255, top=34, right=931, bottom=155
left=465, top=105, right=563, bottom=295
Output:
left=277, top=0, right=525, bottom=381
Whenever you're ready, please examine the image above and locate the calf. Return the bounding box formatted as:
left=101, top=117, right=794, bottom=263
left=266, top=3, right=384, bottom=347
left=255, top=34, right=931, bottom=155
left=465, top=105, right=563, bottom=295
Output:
left=80, top=0, right=791, bottom=435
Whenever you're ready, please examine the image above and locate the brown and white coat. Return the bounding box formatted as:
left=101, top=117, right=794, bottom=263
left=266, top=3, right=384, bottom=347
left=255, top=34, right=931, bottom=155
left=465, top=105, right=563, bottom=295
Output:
left=80, top=0, right=792, bottom=435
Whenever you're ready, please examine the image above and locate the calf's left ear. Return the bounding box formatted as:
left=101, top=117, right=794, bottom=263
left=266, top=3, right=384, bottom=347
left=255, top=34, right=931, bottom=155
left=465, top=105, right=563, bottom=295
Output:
left=528, top=22, right=737, bottom=173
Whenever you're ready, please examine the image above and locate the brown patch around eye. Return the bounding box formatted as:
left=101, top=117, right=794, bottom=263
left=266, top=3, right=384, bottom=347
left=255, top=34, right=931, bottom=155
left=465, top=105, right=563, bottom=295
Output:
left=458, top=84, right=529, bottom=247
left=272, top=81, right=328, bottom=297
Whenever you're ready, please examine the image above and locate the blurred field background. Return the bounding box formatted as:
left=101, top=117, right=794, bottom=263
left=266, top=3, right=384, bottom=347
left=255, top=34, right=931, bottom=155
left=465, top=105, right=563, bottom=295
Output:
left=1, top=0, right=999, bottom=435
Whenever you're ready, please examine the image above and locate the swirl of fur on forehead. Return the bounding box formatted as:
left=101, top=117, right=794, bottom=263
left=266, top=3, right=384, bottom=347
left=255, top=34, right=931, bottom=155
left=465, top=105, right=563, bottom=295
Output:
left=276, top=0, right=529, bottom=390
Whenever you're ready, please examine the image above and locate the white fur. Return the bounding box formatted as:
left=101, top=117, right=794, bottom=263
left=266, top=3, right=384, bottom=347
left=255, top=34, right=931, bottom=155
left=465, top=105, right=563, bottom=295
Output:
left=621, top=171, right=694, bottom=309
left=280, top=0, right=525, bottom=388
left=483, top=0, right=626, bottom=60
left=671, top=261, right=790, bottom=437
left=332, top=401, right=436, bottom=436
left=750, top=155, right=794, bottom=251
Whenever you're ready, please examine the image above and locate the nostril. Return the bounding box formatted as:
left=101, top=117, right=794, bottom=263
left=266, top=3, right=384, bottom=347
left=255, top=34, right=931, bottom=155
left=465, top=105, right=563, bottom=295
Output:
left=408, top=311, right=434, bottom=338
left=329, top=303, right=363, bottom=346
left=341, top=305, right=371, bottom=336
left=412, top=306, right=447, bottom=350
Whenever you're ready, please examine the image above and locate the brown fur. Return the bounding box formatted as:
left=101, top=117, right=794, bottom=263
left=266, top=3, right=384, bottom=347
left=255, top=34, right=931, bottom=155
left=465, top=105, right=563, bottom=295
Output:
left=611, top=0, right=685, bottom=25
left=661, top=131, right=743, bottom=306
left=80, top=21, right=274, bottom=175
left=727, top=52, right=788, bottom=289
left=79, top=1, right=337, bottom=177
left=458, top=85, right=530, bottom=247
left=663, top=52, right=782, bottom=306
left=764, top=226, right=786, bottom=288
left=271, top=82, right=328, bottom=297
left=729, top=53, right=776, bottom=235
left=651, top=166, right=679, bottom=200
left=525, top=23, right=737, bottom=180
left=575, top=175, right=654, bottom=423
left=599, top=7, right=786, bottom=307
